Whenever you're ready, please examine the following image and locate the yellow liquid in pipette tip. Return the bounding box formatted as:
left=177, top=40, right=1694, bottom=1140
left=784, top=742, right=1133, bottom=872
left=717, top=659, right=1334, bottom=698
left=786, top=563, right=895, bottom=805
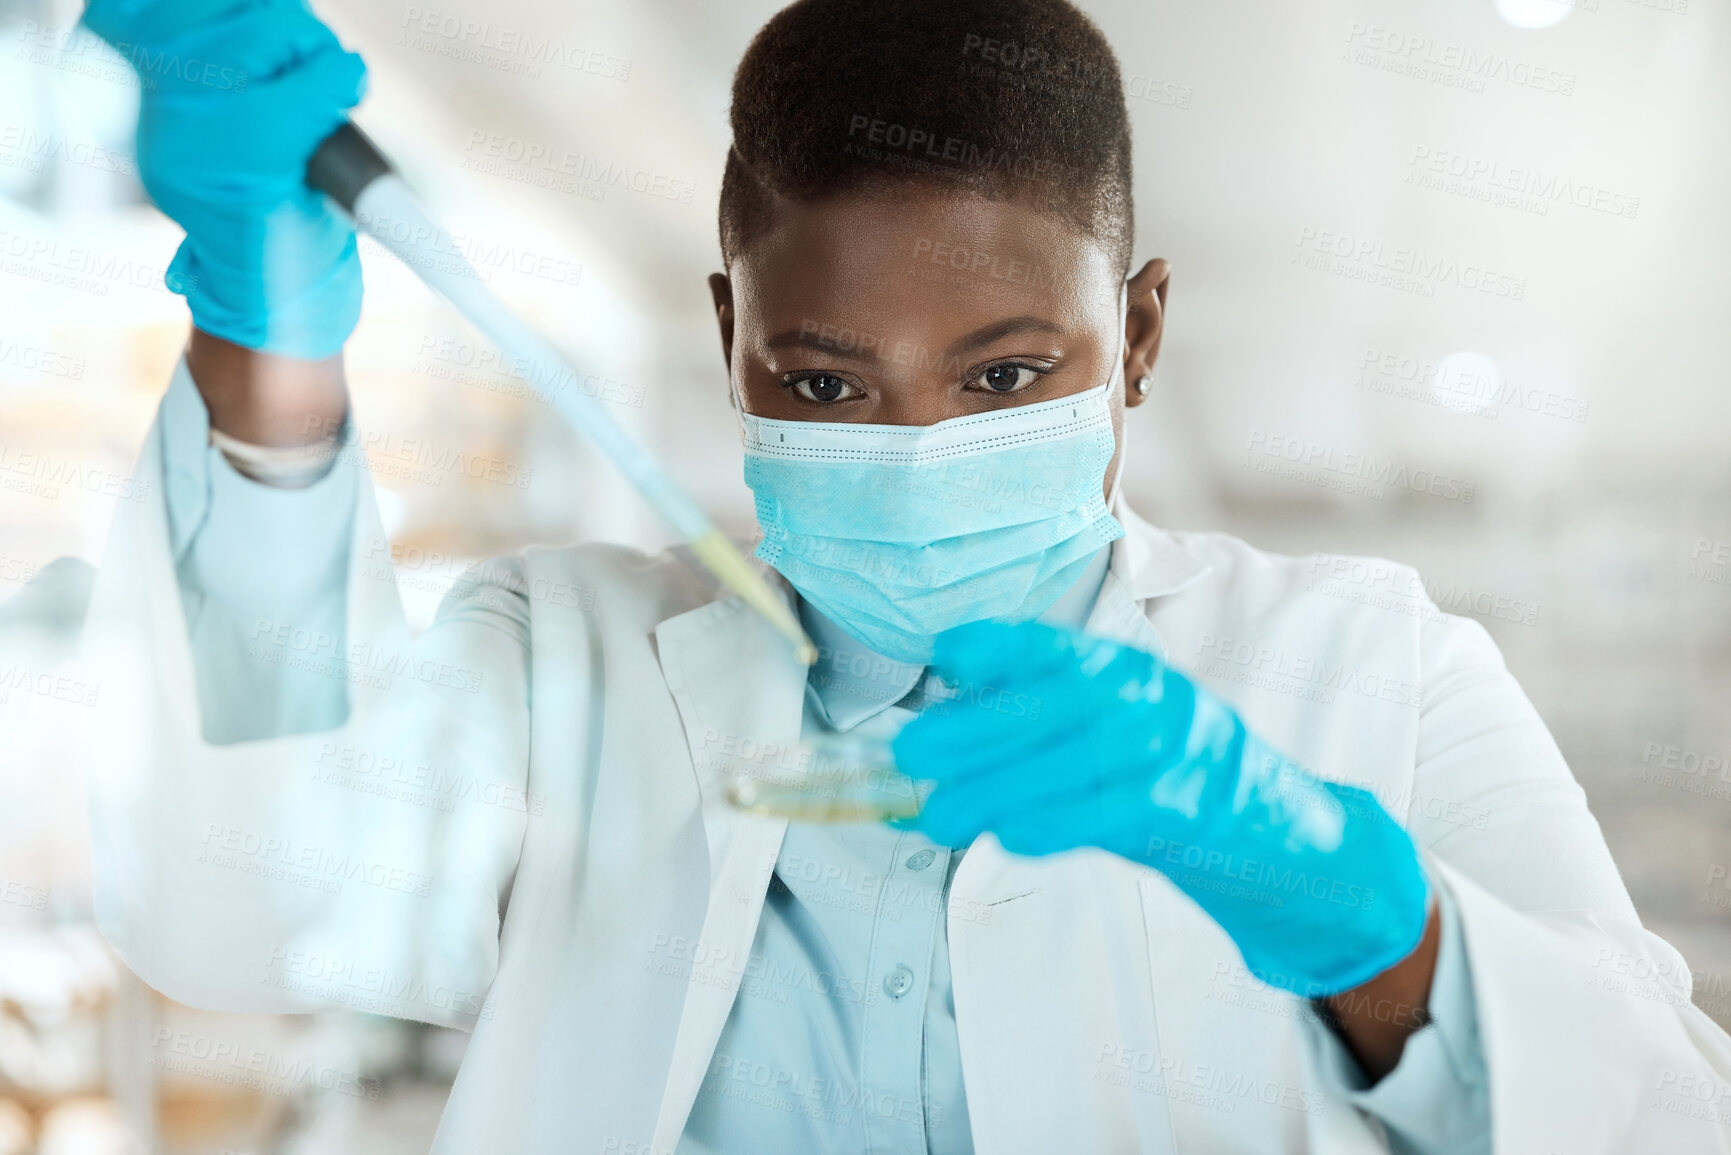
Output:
left=690, top=530, right=819, bottom=665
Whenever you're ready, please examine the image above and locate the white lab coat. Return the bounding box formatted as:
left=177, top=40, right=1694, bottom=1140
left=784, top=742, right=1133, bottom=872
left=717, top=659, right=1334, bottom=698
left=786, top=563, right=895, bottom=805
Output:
left=81, top=395, right=1731, bottom=1154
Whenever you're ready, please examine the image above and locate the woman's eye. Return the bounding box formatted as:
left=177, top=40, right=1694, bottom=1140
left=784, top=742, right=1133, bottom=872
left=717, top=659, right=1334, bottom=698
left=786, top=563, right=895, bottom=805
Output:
left=788, top=374, right=858, bottom=403
left=968, top=363, right=1046, bottom=394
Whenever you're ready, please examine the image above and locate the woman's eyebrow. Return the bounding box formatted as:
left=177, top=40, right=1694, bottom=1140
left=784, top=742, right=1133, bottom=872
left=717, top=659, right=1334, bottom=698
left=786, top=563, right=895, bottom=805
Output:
left=763, top=315, right=1065, bottom=364
left=945, top=315, right=1065, bottom=357
left=764, top=327, right=881, bottom=362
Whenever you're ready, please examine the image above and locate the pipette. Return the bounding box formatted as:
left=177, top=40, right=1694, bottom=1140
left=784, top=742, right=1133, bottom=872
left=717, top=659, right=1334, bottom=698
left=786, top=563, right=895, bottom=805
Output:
left=305, top=122, right=816, bottom=665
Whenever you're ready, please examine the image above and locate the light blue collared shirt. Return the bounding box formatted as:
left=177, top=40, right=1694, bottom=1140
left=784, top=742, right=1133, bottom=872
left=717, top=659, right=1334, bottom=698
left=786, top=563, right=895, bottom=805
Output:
left=156, top=364, right=1490, bottom=1153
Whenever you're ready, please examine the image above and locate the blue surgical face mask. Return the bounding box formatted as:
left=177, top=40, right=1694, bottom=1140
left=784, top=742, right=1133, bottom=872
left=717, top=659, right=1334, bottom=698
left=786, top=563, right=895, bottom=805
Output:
left=739, top=297, right=1128, bottom=664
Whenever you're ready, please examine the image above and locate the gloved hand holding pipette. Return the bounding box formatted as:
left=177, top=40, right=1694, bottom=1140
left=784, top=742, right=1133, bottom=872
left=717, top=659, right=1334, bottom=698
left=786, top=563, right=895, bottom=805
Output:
left=893, top=619, right=1434, bottom=998
left=82, top=0, right=367, bottom=357
left=80, top=0, right=816, bottom=659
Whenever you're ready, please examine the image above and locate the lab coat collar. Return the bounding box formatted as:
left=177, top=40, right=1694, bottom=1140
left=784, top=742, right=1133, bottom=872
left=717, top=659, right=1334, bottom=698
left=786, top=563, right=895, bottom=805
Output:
left=1107, top=493, right=1214, bottom=603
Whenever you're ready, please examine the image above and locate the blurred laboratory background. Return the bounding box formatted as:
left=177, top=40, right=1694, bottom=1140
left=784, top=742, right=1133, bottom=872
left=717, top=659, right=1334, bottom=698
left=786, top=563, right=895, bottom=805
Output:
left=1, top=0, right=1728, bottom=1150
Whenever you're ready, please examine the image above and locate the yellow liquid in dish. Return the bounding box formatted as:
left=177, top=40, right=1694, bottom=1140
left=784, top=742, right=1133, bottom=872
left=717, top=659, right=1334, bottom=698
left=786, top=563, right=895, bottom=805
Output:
left=721, top=733, right=927, bottom=823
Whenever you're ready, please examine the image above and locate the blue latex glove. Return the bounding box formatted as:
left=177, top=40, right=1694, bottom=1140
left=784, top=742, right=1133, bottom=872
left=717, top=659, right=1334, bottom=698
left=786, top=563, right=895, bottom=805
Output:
left=82, top=0, right=366, bottom=357
left=892, top=620, right=1432, bottom=997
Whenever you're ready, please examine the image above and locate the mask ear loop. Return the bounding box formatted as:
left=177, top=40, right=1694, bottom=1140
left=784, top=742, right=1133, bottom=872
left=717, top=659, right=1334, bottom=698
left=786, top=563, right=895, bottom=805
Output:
left=1105, top=281, right=1132, bottom=509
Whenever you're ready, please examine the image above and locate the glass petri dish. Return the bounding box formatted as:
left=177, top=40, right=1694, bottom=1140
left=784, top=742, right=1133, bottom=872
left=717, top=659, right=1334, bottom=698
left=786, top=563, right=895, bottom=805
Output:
left=722, top=731, right=931, bottom=823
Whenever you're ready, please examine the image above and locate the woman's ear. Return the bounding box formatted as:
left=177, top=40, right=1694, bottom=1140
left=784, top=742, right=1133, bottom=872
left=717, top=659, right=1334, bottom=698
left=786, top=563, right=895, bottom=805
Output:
left=1123, top=258, right=1170, bottom=409
left=708, top=272, right=735, bottom=370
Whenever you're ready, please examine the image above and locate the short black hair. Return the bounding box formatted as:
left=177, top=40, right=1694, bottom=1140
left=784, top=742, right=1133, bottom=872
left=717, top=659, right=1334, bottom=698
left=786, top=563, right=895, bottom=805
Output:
left=720, top=0, right=1134, bottom=276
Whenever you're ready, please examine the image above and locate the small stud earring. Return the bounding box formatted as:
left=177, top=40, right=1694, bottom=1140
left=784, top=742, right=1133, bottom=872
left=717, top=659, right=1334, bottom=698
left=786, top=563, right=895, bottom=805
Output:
left=1135, top=375, right=1152, bottom=397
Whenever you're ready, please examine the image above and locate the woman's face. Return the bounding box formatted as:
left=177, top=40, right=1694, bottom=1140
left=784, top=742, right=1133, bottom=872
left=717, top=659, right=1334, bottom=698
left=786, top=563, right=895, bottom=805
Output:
left=708, top=187, right=1169, bottom=501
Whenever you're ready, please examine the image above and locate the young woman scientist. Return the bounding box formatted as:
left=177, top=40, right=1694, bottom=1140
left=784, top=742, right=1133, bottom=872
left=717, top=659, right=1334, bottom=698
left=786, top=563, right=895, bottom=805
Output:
left=76, top=0, right=1731, bottom=1152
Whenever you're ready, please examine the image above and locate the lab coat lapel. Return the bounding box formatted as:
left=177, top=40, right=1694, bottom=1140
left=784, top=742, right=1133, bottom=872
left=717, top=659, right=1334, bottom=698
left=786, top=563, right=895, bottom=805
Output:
left=648, top=586, right=806, bottom=1149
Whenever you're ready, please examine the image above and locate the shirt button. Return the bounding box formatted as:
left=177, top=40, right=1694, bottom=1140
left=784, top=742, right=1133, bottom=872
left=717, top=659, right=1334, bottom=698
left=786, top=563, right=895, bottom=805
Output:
left=883, top=965, right=914, bottom=1000
left=905, top=849, right=936, bottom=872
